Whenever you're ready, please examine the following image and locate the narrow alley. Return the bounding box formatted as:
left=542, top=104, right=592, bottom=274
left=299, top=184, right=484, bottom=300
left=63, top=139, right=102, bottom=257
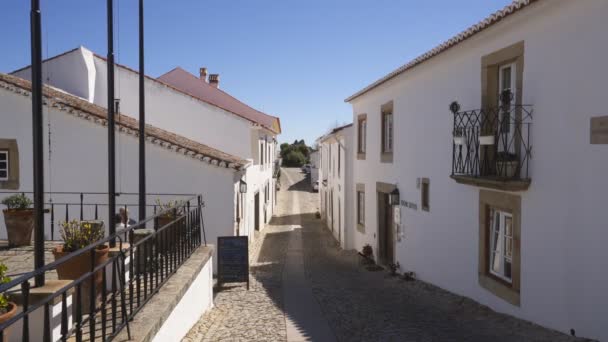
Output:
left=184, top=168, right=583, bottom=342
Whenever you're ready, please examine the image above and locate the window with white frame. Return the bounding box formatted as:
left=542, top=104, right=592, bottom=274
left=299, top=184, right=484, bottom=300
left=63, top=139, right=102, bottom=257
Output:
left=0, top=151, right=8, bottom=181
left=382, top=111, right=393, bottom=153
left=357, top=191, right=365, bottom=225
left=489, top=208, right=513, bottom=282
left=358, top=118, right=367, bottom=153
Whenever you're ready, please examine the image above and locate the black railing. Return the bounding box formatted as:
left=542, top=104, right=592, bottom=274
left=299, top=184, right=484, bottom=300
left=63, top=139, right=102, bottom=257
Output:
left=0, top=192, right=204, bottom=243
left=0, top=194, right=205, bottom=341
left=450, top=91, right=533, bottom=181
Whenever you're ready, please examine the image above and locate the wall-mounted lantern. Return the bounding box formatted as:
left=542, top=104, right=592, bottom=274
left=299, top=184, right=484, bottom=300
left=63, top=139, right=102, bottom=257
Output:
left=239, top=179, right=248, bottom=194
left=389, top=188, right=400, bottom=206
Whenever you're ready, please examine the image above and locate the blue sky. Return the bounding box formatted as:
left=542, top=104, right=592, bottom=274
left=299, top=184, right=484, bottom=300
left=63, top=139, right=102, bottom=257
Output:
left=1, top=0, right=512, bottom=145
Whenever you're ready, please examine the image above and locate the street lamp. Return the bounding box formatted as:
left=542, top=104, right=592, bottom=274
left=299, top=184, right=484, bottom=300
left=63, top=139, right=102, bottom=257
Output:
left=239, top=179, right=248, bottom=194
left=389, top=188, right=400, bottom=206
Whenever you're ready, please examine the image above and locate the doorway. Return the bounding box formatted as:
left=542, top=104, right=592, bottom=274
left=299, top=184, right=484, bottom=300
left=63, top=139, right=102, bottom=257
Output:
left=377, top=192, right=394, bottom=266
left=338, top=198, right=341, bottom=244
left=330, top=190, right=334, bottom=231
left=254, top=192, right=260, bottom=231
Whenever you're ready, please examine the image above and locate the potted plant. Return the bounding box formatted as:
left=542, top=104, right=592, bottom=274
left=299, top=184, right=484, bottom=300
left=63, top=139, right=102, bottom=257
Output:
left=52, top=220, right=108, bottom=295
left=362, top=244, right=373, bottom=259
left=453, top=128, right=465, bottom=145
left=0, top=263, right=17, bottom=340
left=388, top=262, right=400, bottom=277
left=1, top=194, right=34, bottom=247
left=496, top=152, right=519, bottom=178
left=155, top=199, right=185, bottom=229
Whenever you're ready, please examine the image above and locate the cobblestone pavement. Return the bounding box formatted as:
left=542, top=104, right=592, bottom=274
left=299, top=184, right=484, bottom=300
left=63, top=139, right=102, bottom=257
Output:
left=184, top=168, right=586, bottom=342
left=0, top=241, right=62, bottom=279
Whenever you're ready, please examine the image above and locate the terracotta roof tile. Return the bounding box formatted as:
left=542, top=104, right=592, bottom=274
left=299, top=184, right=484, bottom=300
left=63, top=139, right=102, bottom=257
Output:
left=345, top=0, right=539, bottom=102
left=158, top=68, right=281, bottom=134
left=0, top=73, right=246, bottom=170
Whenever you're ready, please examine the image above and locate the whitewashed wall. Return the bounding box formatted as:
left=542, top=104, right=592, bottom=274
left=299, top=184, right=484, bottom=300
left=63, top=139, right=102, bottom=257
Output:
left=152, top=255, right=213, bottom=342
left=349, top=0, right=608, bottom=340
left=14, top=49, right=278, bottom=241
left=318, top=127, right=352, bottom=249
left=0, top=89, right=236, bottom=273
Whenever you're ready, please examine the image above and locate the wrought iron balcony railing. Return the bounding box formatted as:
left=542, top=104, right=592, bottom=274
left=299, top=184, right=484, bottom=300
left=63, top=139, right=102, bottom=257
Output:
left=0, top=193, right=205, bottom=341
left=450, top=91, right=533, bottom=189
left=0, top=191, right=203, bottom=244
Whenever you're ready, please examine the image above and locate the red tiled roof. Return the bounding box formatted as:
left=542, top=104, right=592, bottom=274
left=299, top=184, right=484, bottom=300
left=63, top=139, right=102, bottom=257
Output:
left=0, top=73, right=246, bottom=170
left=158, top=67, right=281, bottom=134
left=345, top=0, right=539, bottom=102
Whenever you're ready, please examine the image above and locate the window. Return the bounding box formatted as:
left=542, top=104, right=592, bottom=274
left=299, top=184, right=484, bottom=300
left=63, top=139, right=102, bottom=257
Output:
left=421, top=178, right=430, bottom=212
left=0, top=139, right=19, bottom=189
left=357, top=116, right=367, bottom=154
left=338, top=145, right=341, bottom=177
left=260, top=142, right=264, bottom=165
left=382, top=111, right=393, bottom=153
left=498, top=63, right=516, bottom=134
left=489, top=209, right=513, bottom=282
left=357, top=191, right=365, bottom=225
left=0, top=151, right=8, bottom=181
left=357, top=113, right=367, bottom=160
left=478, top=190, right=520, bottom=306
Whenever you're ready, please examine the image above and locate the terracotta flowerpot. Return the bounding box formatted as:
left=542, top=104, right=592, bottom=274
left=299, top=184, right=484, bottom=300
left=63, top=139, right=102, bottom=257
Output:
left=0, top=302, right=17, bottom=342
left=156, top=215, right=176, bottom=230
left=53, top=245, right=109, bottom=290
left=2, top=209, right=35, bottom=247
left=496, top=160, right=520, bottom=178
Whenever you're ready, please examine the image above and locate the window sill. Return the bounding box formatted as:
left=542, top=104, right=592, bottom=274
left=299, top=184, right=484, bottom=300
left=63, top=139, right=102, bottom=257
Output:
left=451, top=175, right=530, bottom=191
left=479, top=273, right=520, bottom=306
left=0, top=180, right=19, bottom=190
left=380, top=152, right=393, bottom=163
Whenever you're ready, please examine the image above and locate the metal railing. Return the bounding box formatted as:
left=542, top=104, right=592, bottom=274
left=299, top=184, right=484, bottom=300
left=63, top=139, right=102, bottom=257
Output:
left=450, top=91, right=533, bottom=181
left=0, top=191, right=204, bottom=242
left=0, top=194, right=205, bottom=341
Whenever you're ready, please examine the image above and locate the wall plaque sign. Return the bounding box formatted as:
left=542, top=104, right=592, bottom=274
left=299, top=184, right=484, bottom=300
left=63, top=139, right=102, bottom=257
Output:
left=400, top=200, right=417, bottom=210
left=218, top=236, right=249, bottom=290
left=591, top=116, right=608, bottom=144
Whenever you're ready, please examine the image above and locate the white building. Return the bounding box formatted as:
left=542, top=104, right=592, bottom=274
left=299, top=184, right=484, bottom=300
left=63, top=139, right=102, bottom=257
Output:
left=317, top=124, right=353, bottom=249
left=11, top=46, right=281, bottom=244
left=345, top=0, right=608, bottom=340
left=309, top=149, right=320, bottom=188
left=0, top=73, right=244, bottom=273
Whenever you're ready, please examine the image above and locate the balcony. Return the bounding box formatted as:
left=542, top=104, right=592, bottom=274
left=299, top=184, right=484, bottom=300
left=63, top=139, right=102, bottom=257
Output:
left=449, top=91, right=533, bottom=191
left=0, top=192, right=208, bottom=341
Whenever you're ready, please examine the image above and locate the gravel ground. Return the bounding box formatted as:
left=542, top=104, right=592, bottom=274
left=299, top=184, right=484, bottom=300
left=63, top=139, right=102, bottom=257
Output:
left=184, top=168, right=587, bottom=342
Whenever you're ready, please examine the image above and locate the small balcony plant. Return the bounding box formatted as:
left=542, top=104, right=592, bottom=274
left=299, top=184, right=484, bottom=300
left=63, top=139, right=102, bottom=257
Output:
left=0, top=263, right=17, bottom=337
left=1, top=193, right=34, bottom=247
left=496, top=151, right=520, bottom=178
left=155, top=199, right=185, bottom=229
left=52, top=220, right=108, bottom=302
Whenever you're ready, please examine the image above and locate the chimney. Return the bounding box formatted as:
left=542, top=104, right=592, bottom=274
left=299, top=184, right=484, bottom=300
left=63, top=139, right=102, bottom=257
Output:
left=199, top=67, right=208, bottom=80
left=209, top=74, right=220, bottom=88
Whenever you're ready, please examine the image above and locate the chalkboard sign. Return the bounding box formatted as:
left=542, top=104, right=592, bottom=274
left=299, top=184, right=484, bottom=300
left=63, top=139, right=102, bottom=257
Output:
left=217, top=236, right=249, bottom=290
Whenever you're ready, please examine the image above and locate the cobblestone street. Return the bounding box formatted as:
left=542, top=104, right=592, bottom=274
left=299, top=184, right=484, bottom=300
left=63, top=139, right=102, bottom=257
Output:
left=184, top=168, right=584, bottom=342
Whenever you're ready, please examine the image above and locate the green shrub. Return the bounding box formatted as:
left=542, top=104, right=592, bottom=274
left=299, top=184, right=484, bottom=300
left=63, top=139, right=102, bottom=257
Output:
left=282, top=150, right=307, bottom=167
left=0, top=263, right=11, bottom=313
left=1, top=194, right=33, bottom=210
left=60, top=220, right=105, bottom=252
left=155, top=199, right=186, bottom=218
